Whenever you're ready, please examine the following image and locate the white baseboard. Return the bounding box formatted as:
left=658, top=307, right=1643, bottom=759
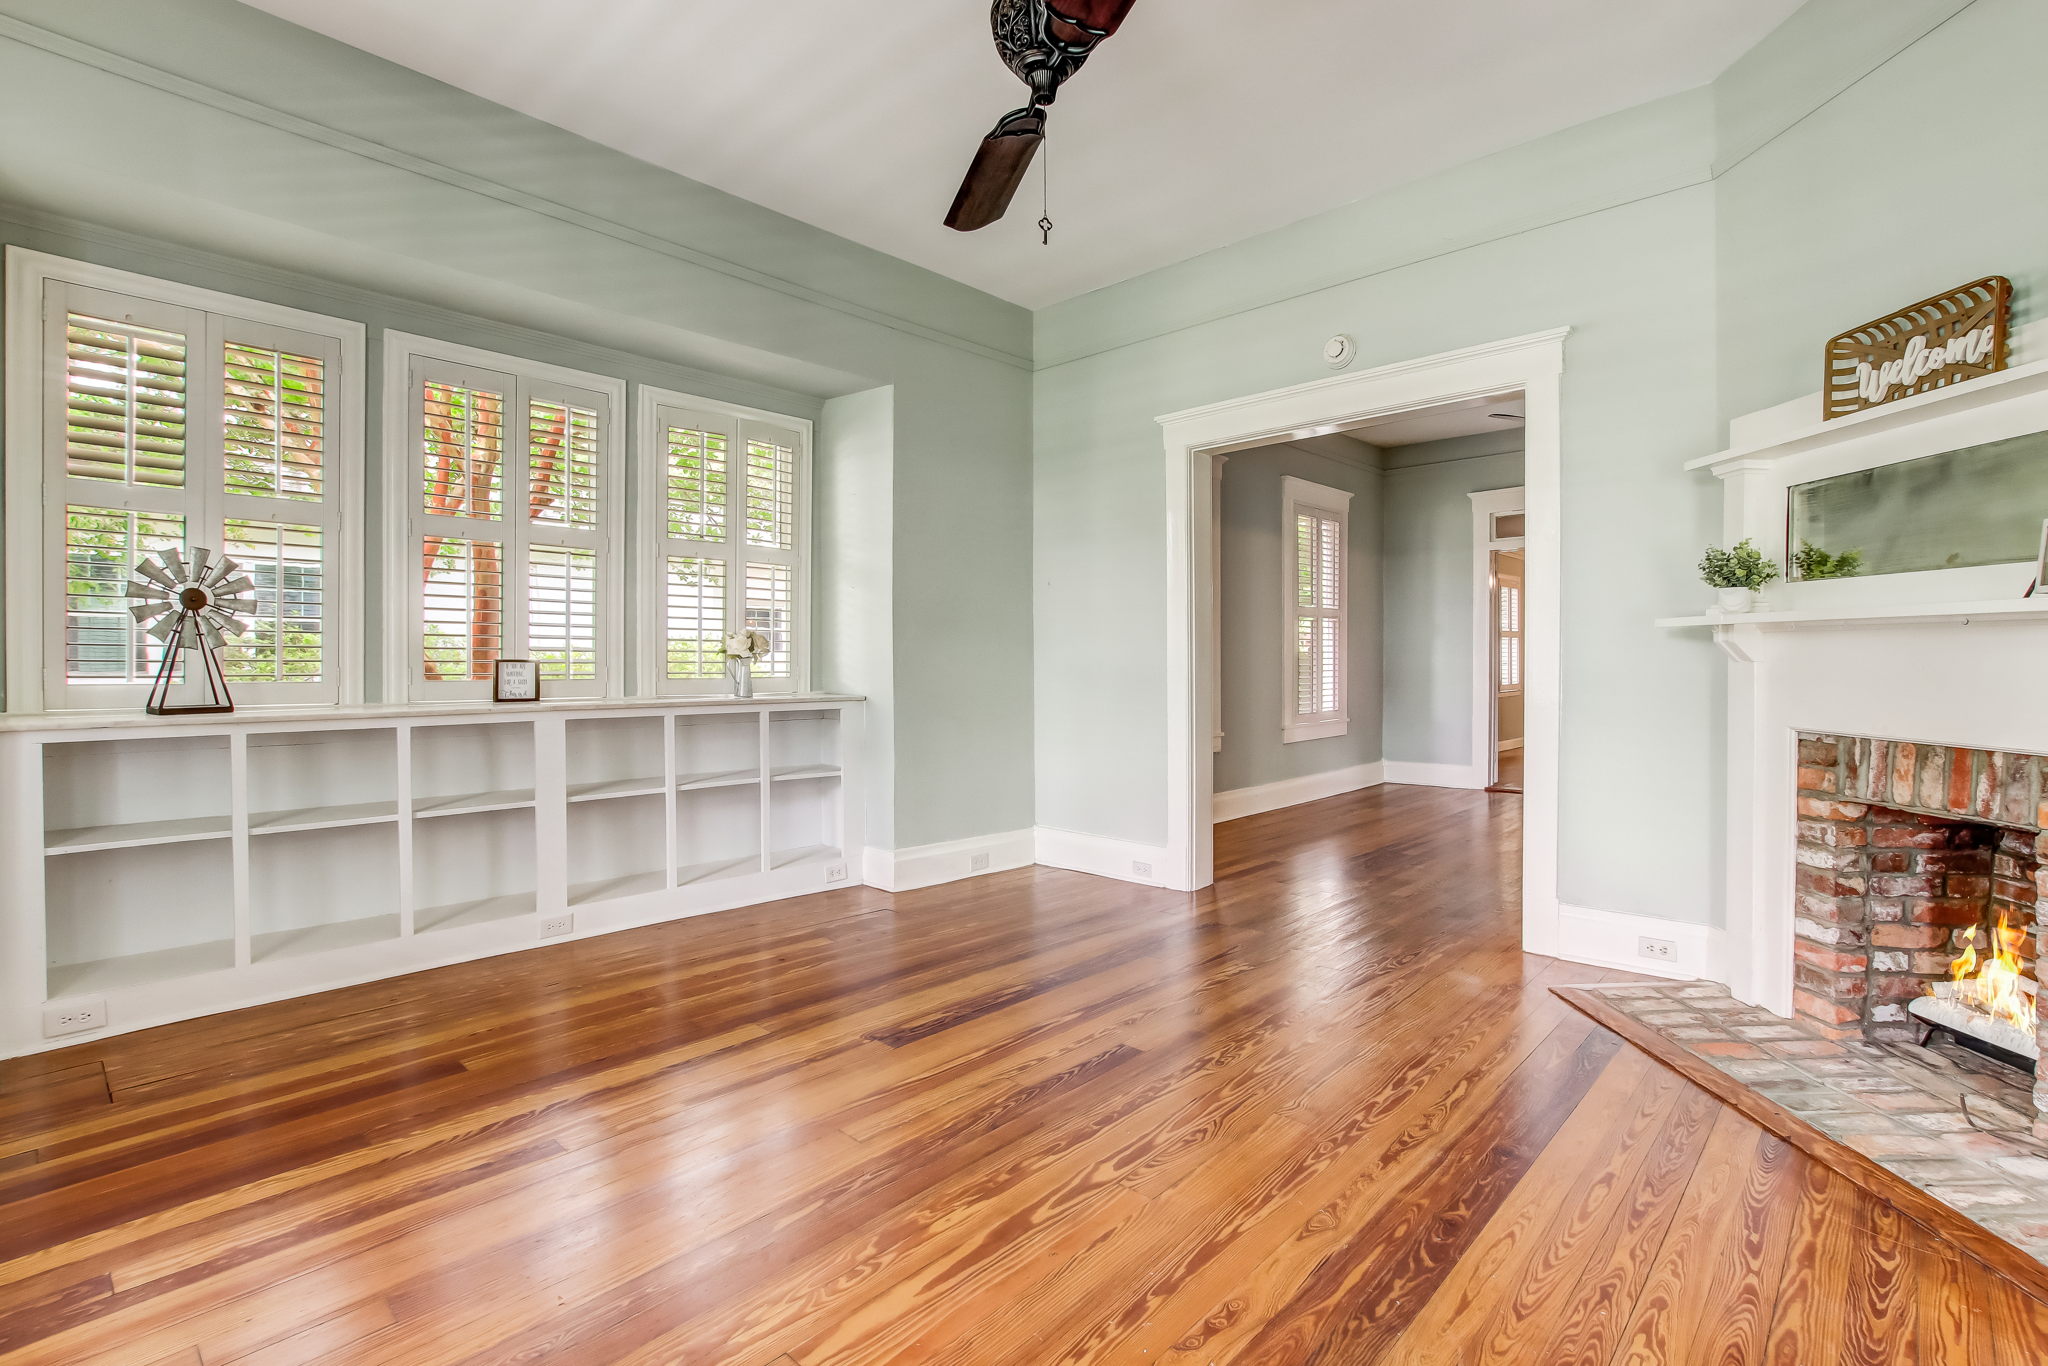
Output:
left=1033, top=826, right=1175, bottom=887
left=1213, top=762, right=1384, bottom=823
left=1553, top=903, right=1724, bottom=983
left=1497, top=738, right=1524, bottom=753
left=863, top=828, right=1036, bottom=893
left=1381, top=760, right=1487, bottom=790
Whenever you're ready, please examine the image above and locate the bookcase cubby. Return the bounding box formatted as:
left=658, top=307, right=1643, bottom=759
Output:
left=45, top=839, right=236, bottom=996
left=1, top=699, right=860, bottom=1055
left=569, top=793, right=666, bottom=904
left=248, top=728, right=400, bottom=833
left=413, top=722, right=536, bottom=816
left=567, top=716, right=665, bottom=803
left=414, top=806, right=540, bottom=933
left=674, top=713, right=762, bottom=789
left=251, top=822, right=402, bottom=961
left=43, top=734, right=232, bottom=852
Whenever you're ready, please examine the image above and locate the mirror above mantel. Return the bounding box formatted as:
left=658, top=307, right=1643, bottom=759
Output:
left=1667, top=316, right=2048, bottom=630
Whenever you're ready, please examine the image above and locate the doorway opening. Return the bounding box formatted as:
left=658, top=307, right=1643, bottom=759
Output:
left=1207, top=408, right=1528, bottom=818
left=1475, top=488, right=1527, bottom=794
left=1158, top=329, right=1568, bottom=957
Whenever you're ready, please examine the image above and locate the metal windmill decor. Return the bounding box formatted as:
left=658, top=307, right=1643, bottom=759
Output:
left=124, top=547, right=257, bottom=715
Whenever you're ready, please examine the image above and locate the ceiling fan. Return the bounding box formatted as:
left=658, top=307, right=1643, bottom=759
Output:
left=945, top=0, right=1139, bottom=233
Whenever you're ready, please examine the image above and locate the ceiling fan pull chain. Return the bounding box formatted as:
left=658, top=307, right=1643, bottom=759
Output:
left=1039, top=132, right=1054, bottom=245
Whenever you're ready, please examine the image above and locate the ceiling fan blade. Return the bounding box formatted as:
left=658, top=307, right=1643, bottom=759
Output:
left=1047, top=0, right=1137, bottom=38
left=945, top=107, right=1047, bottom=232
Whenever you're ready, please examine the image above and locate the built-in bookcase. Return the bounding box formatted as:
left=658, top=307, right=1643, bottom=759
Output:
left=1, top=698, right=860, bottom=1055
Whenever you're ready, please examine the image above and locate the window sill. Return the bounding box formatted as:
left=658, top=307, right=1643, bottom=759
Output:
left=1282, top=719, right=1348, bottom=744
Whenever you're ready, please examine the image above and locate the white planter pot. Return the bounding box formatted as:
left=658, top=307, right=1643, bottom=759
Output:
left=1716, top=587, right=1759, bottom=614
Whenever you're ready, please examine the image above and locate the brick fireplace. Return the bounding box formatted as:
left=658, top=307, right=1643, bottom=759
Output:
left=1793, top=735, right=2048, bottom=1099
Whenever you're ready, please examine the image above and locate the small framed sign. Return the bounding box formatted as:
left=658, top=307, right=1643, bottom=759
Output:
left=493, top=659, right=539, bottom=703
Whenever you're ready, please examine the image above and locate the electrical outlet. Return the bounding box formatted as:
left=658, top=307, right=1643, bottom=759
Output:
left=1637, top=937, right=1677, bottom=963
left=540, top=914, right=574, bottom=939
left=969, top=851, right=991, bottom=873
left=825, top=862, right=849, bottom=883
left=1132, top=861, right=1153, bottom=879
left=42, top=997, right=107, bottom=1037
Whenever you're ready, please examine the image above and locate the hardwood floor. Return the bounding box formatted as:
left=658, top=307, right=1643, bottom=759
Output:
left=3, top=785, right=2045, bottom=1364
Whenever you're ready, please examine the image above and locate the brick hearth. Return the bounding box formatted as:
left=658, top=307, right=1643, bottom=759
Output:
left=1793, top=734, right=2048, bottom=1123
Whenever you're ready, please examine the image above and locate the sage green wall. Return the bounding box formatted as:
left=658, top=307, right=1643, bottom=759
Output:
left=1213, top=444, right=1383, bottom=795
left=1035, top=91, right=1726, bottom=924
left=1035, top=0, right=2048, bottom=927
left=0, top=0, right=1034, bottom=851
left=1713, top=0, right=2046, bottom=423
left=1380, top=434, right=1524, bottom=771
left=815, top=387, right=897, bottom=849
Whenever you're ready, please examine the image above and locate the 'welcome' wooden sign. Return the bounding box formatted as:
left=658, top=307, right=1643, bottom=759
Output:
left=1823, top=276, right=2011, bottom=419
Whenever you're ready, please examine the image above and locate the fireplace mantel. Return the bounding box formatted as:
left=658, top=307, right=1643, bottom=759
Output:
left=1686, top=323, right=2048, bottom=1021
left=1658, top=598, right=2048, bottom=662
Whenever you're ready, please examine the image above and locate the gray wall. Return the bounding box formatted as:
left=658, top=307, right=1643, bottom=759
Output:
left=0, top=0, right=1036, bottom=851
left=1214, top=443, right=1382, bottom=793
left=1382, top=433, right=1525, bottom=770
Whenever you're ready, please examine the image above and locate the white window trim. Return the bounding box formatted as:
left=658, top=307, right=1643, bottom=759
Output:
left=1280, top=474, right=1351, bottom=744
left=3, top=247, right=367, bottom=715
left=634, top=384, right=813, bottom=698
left=381, top=332, right=626, bottom=703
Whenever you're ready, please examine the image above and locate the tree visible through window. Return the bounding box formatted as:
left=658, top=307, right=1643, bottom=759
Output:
left=407, top=344, right=614, bottom=697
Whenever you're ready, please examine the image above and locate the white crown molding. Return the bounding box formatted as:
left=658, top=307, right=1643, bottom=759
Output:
left=0, top=14, right=1031, bottom=372
left=0, top=200, right=825, bottom=422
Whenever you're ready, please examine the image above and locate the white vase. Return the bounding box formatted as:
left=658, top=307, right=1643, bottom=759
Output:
left=726, top=657, right=754, bottom=699
left=1716, top=587, right=1757, bottom=614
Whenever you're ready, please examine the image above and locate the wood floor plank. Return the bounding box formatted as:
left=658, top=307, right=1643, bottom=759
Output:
left=0, top=785, right=2034, bottom=1365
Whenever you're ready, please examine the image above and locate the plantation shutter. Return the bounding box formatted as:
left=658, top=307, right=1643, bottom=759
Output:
left=213, top=316, right=343, bottom=699
left=654, top=405, right=805, bottom=694
left=408, top=354, right=614, bottom=699
left=1281, top=477, right=1350, bottom=743
left=40, top=280, right=348, bottom=708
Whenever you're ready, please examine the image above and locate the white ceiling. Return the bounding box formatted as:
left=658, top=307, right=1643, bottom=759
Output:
left=1340, top=394, right=1525, bottom=449
left=238, top=0, right=1802, bottom=309
left=1280, top=394, right=1523, bottom=471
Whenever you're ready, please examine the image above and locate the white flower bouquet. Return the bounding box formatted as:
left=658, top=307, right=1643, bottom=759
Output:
left=724, top=630, right=771, bottom=661
left=723, top=629, right=771, bottom=697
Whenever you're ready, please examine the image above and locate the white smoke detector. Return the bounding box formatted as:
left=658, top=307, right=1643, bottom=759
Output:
left=1323, top=334, right=1356, bottom=369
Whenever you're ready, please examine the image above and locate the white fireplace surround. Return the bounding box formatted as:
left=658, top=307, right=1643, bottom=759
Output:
left=1665, top=317, right=2048, bottom=1016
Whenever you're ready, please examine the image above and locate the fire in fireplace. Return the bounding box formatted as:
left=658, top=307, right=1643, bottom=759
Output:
left=1793, top=734, right=2048, bottom=1112
left=1910, top=910, right=2039, bottom=1068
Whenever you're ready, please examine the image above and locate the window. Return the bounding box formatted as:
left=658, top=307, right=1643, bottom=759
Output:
left=387, top=335, right=623, bottom=701
left=1281, top=476, right=1350, bottom=743
left=4, top=251, right=364, bottom=712
left=1498, top=576, right=1523, bottom=693
left=641, top=388, right=810, bottom=695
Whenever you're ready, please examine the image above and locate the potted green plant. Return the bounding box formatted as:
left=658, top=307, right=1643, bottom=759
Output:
left=1699, top=539, right=1779, bottom=613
